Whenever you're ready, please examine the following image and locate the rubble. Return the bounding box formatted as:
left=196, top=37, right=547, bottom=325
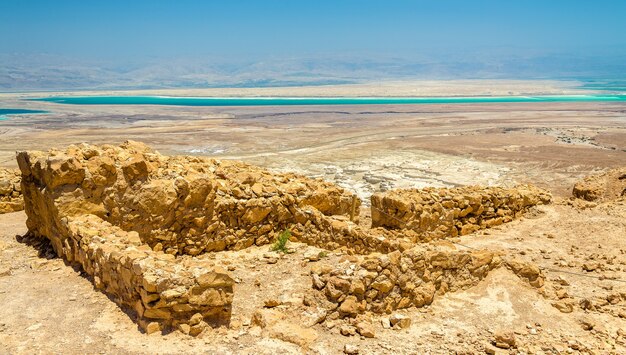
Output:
left=572, top=167, right=626, bottom=202
left=493, top=330, right=516, bottom=349
left=311, top=246, right=544, bottom=314
left=0, top=168, right=23, bottom=213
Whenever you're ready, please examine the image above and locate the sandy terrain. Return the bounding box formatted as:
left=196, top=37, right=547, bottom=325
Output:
left=0, top=81, right=625, bottom=353
left=1, top=199, right=625, bottom=354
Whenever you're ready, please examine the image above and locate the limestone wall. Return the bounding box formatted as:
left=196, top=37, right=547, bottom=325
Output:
left=371, top=185, right=551, bottom=240
left=0, top=168, right=23, bottom=213
left=16, top=141, right=365, bottom=332
left=62, top=215, right=233, bottom=334
left=290, top=208, right=413, bottom=255
left=17, top=141, right=360, bottom=256
left=311, top=245, right=544, bottom=315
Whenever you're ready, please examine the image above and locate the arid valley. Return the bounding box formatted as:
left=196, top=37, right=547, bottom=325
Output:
left=0, top=80, right=625, bottom=354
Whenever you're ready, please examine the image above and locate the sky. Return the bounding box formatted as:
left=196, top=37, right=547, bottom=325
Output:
left=1, top=0, right=626, bottom=89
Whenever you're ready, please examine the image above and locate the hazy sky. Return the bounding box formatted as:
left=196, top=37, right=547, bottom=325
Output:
left=1, top=1, right=626, bottom=89
left=3, top=0, right=626, bottom=58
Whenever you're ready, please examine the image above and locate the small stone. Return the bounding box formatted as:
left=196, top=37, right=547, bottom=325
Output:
left=178, top=323, right=191, bottom=335
left=340, top=324, right=357, bottom=336
left=145, top=322, right=161, bottom=335
left=555, top=276, right=570, bottom=286
left=389, top=314, right=411, bottom=329
left=189, top=313, right=204, bottom=326
left=264, top=299, right=281, bottom=308
left=579, top=298, right=594, bottom=310
left=579, top=318, right=594, bottom=331
left=555, top=289, right=568, bottom=299
left=338, top=296, right=362, bottom=317
left=582, top=262, right=599, bottom=272
left=304, top=249, right=320, bottom=262
left=552, top=300, right=574, bottom=313
left=189, top=321, right=206, bottom=337
left=344, top=344, right=359, bottom=354
left=356, top=321, right=375, bottom=338
left=229, top=319, right=242, bottom=330
left=0, top=267, right=13, bottom=277
left=493, top=330, right=515, bottom=349
left=381, top=317, right=391, bottom=329
left=251, top=309, right=284, bottom=329
left=568, top=340, right=580, bottom=350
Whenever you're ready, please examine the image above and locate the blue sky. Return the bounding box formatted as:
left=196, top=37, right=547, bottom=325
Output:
left=1, top=1, right=625, bottom=89
left=3, top=0, right=625, bottom=58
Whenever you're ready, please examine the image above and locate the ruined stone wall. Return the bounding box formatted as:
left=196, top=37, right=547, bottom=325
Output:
left=0, top=168, right=23, bottom=213
left=61, top=215, right=233, bottom=334
left=371, top=185, right=551, bottom=240
left=16, top=141, right=367, bottom=332
left=290, top=208, right=413, bottom=255
left=17, top=141, right=552, bottom=335
left=311, top=245, right=544, bottom=315
left=572, top=167, right=626, bottom=202
left=17, top=141, right=361, bottom=256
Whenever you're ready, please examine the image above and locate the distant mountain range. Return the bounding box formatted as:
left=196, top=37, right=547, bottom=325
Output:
left=1, top=51, right=625, bottom=91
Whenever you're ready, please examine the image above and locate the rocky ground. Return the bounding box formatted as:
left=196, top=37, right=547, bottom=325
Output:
left=1, top=190, right=624, bottom=353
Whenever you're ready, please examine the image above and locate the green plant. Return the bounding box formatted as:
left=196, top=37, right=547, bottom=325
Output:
left=271, top=228, right=293, bottom=253
left=318, top=251, right=328, bottom=258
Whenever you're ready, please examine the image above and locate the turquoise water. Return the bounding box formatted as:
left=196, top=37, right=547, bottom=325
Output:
left=32, top=94, right=626, bottom=107
left=0, top=108, right=48, bottom=120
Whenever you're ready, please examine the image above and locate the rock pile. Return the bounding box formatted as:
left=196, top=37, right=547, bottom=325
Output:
left=0, top=168, right=23, bottom=213
left=371, top=185, right=551, bottom=239
left=311, top=245, right=544, bottom=315
left=572, top=167, right=626, bottom=202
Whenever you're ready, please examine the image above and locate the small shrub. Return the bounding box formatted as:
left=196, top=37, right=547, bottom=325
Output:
left=318, top=251, right=328, bottom=258
left=271, top=228, right=293, bottom=253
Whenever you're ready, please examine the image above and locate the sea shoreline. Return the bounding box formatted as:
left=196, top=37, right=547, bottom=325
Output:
left=30, top=94, right=626, bottom=107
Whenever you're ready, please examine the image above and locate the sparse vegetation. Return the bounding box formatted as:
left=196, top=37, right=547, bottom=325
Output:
left=318, top=251, right=328, bottom=258
left=271, top=228, right=293, bottom=253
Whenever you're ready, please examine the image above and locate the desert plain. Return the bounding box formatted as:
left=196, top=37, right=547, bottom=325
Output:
left=0, top=80, right=625, bottom=354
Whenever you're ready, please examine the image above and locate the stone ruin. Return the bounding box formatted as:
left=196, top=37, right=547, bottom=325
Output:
left=0, top=168, right=23, bottom=213
left=371, top=184, right=551, bottom=238
left=17, top=141, right=551, bottom=335
left=310, top=185, right=549, bottom=316
left=572, top=167, right=626, bottom=202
